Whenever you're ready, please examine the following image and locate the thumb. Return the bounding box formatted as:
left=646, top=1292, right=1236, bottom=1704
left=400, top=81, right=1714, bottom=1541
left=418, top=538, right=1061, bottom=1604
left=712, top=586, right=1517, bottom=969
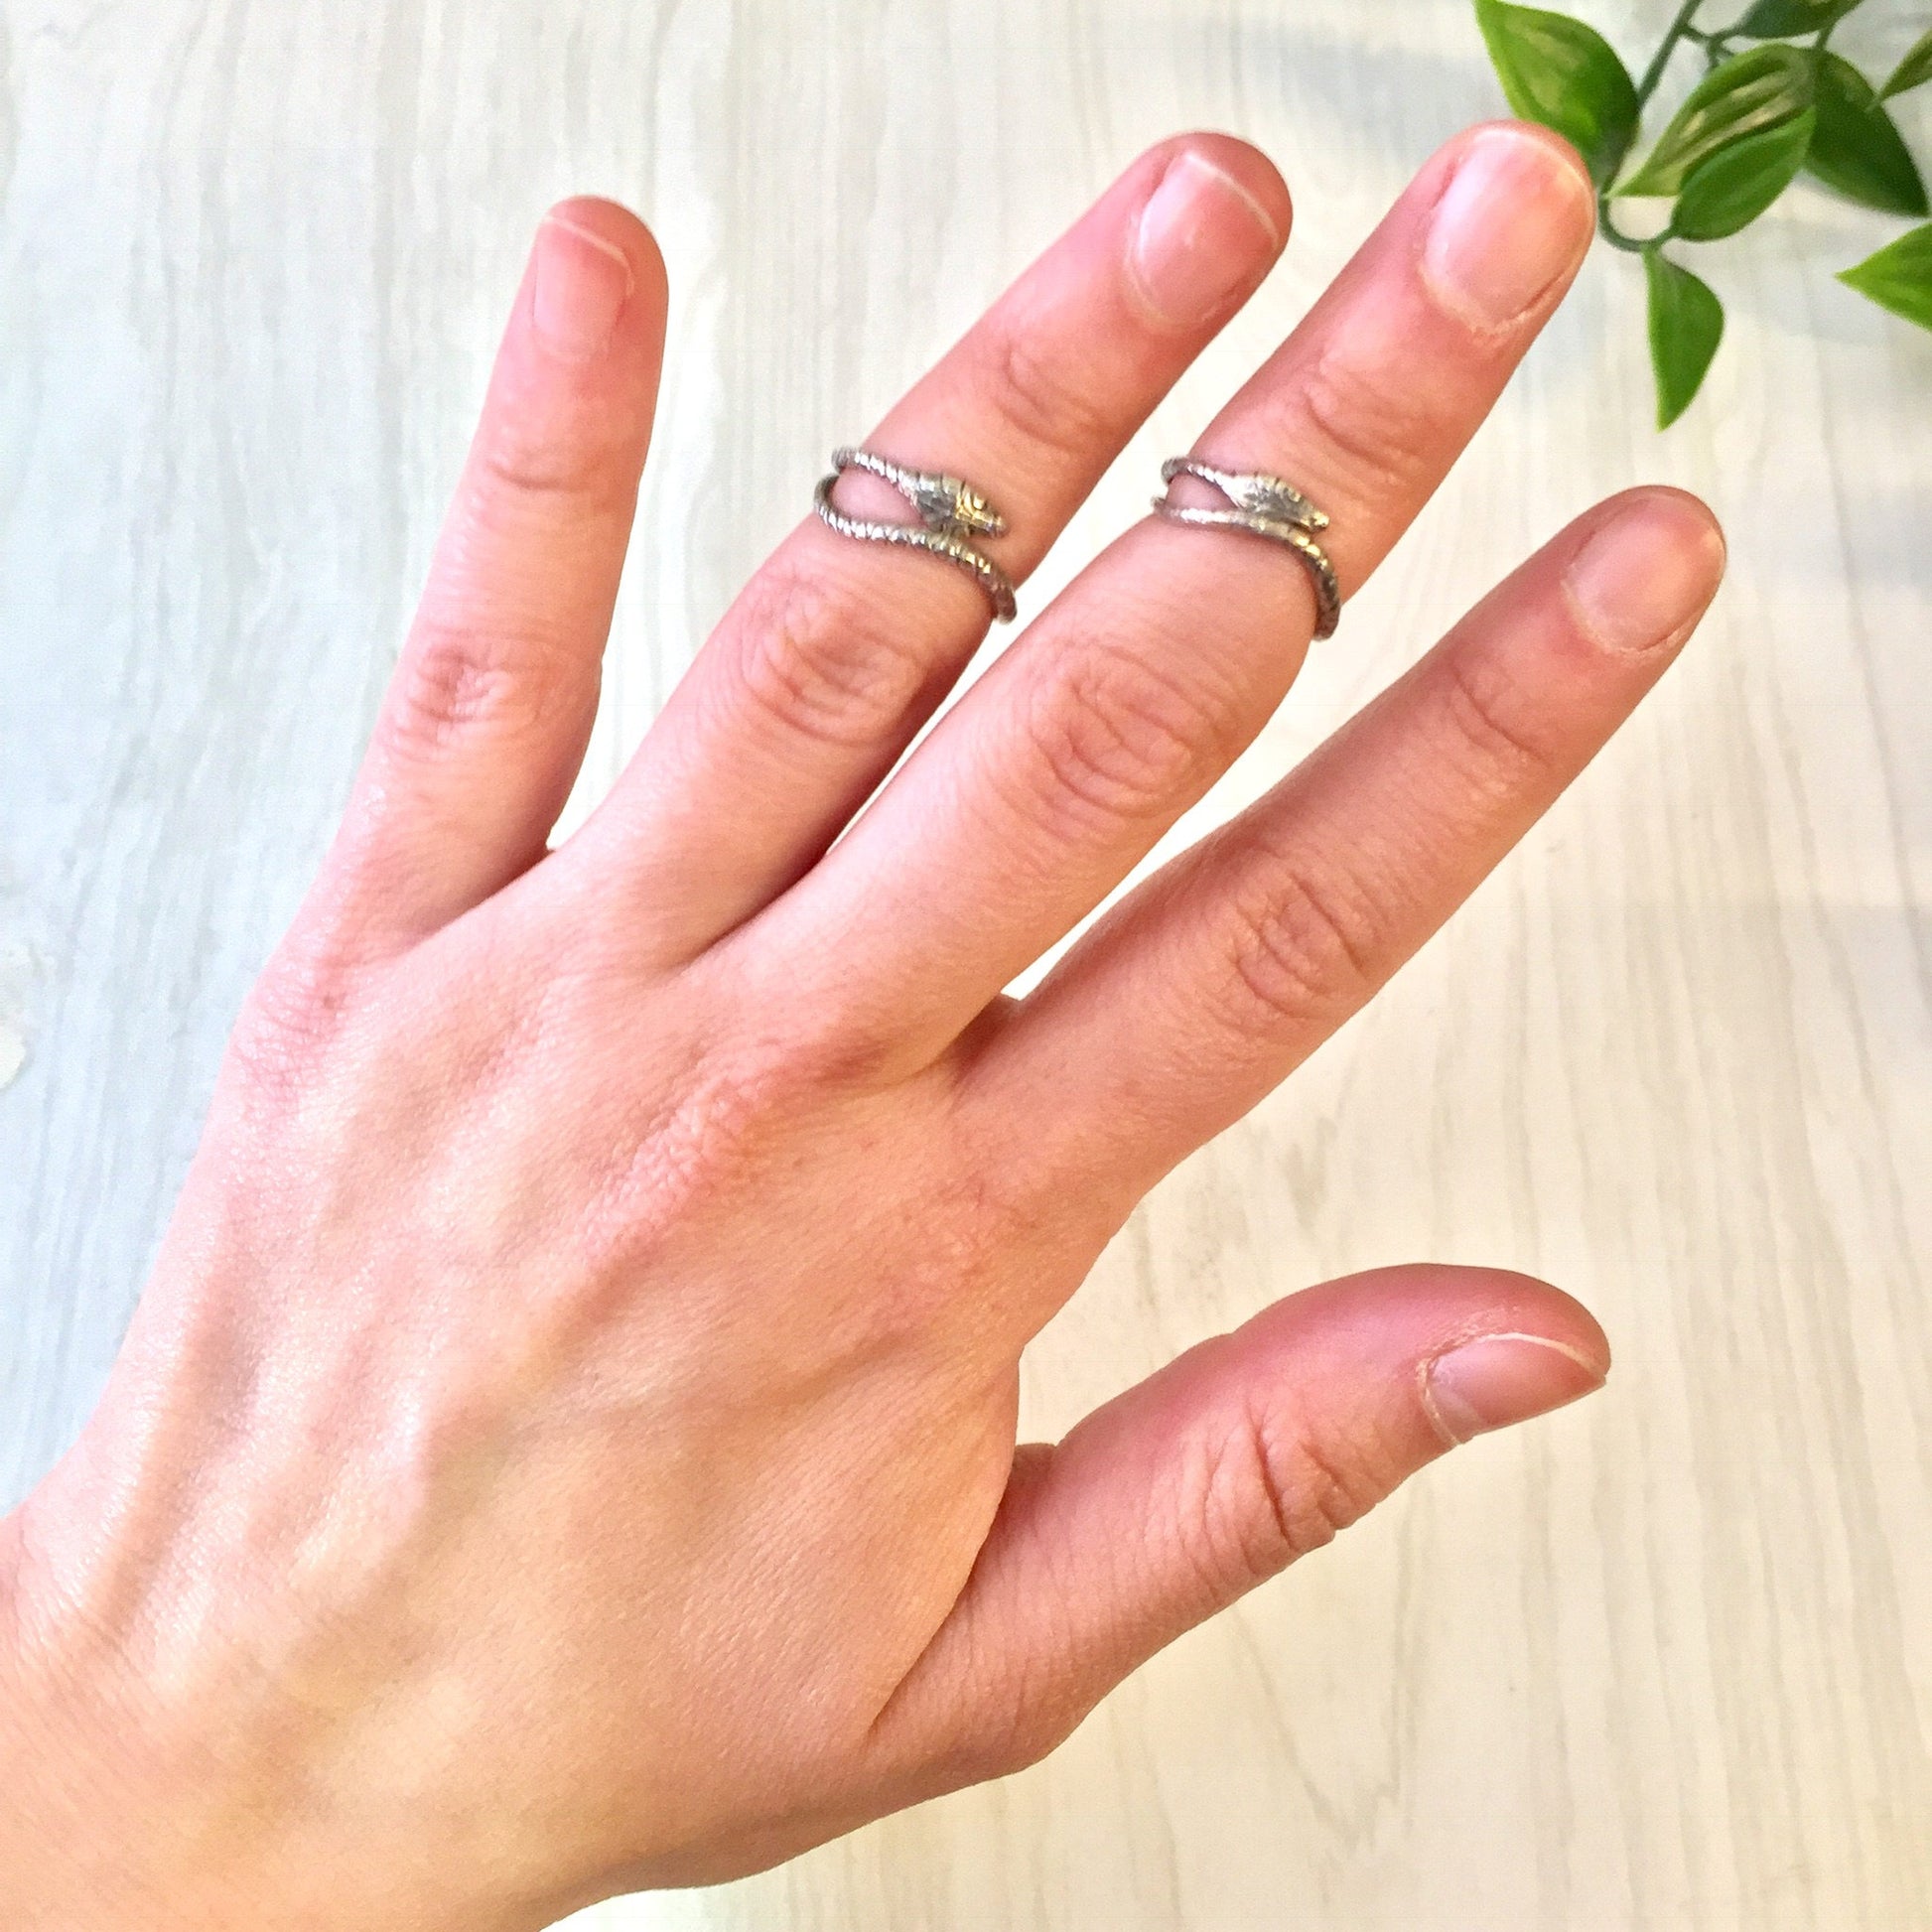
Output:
left=872, top=1265, right=1607, bottom=1790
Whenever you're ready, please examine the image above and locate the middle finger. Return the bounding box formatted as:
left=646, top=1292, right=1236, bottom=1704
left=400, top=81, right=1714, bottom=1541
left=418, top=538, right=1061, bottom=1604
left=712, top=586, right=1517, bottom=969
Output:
left=746, top=123, right=1596, bottom=1070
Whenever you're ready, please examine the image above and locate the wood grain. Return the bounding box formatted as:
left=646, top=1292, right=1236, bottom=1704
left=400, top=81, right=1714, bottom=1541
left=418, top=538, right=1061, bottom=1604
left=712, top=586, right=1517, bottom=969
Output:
left=2, top=2, right=1928, bottom=1925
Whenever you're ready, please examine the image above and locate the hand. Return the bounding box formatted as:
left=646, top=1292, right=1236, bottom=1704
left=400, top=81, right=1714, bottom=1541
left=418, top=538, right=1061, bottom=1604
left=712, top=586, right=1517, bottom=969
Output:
left=0, top=123, right=1724, bottom=1930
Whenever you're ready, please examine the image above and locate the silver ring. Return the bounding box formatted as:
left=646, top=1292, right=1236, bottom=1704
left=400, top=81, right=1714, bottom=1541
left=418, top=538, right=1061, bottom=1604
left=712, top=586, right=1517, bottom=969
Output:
left=1153, top=457, right=1341, bottom=640
left=813, top=447, right=1018, bottom=622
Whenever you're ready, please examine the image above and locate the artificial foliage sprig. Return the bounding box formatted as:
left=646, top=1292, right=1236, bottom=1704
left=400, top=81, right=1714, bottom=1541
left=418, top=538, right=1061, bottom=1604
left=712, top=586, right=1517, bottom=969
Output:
left=1475, top=0, right=1932, bottom=424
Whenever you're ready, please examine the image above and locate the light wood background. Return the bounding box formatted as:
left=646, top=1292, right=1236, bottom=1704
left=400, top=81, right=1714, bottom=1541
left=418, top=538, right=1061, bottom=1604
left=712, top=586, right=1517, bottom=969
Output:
left=2, top=2, right=1929, bottom=1925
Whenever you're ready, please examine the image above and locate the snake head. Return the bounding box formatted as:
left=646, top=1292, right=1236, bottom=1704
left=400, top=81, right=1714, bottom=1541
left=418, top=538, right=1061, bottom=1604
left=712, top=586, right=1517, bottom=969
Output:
left=1227, top=473, right=1328, bottom=532
left=912, top=474, right=1008, bottom=538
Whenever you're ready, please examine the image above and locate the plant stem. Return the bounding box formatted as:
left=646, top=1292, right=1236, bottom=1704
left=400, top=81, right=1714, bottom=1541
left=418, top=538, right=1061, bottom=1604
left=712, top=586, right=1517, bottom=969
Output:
left=1598, top=3, right=1705, bottom=254
left=1637, top=0, right=1708, bottom=108
left=1599, top=213, right=1654, bottom=252
left=1693, top=9, right=1759, bottom=50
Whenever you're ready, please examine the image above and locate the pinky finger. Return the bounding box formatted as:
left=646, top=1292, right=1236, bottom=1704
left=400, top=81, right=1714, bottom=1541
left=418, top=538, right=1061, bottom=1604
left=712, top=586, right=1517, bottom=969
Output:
left=318, top=201, right=669, bottom=957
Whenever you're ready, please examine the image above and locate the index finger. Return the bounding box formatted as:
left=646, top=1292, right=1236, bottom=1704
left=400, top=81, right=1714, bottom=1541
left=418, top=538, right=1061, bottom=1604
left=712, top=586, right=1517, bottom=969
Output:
left=967, top=486, right=1726, bottom=1201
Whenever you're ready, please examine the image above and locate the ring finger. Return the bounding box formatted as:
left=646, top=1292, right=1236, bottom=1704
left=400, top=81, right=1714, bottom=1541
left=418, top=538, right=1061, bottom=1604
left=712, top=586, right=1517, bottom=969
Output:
left=569, top=134, right=1292, bottom=959
left=745, top=122, right=1597, bottom=1068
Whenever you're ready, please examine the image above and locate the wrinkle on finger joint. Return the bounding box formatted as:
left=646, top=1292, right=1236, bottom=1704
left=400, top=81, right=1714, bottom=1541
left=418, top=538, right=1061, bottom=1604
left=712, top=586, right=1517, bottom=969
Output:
left=1294, top=330, right=1443, bottom=511
left=381, top=620, right=599, bottom=762
left=1008, top=642, right=1235, bottom=839
left=726, top=563, right=947, bottom=755
left=1215, top=846, right=1385, bottom=1037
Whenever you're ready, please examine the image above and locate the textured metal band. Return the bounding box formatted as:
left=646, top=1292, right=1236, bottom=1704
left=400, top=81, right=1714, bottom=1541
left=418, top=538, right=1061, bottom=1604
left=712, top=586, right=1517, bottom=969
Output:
left=1153, top=457, right=1341, bottom=640
left=813, top=447, right=1018, bottom=622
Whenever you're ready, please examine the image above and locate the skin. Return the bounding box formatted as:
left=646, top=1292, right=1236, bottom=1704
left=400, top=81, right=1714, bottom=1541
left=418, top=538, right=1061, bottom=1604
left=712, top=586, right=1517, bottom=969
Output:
left=0, top=124, right=1725, bottom=1930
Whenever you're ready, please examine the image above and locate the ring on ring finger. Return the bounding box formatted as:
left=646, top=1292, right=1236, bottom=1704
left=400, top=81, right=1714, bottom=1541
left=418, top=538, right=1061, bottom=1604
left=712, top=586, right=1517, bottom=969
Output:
left=814, top=446, right=1020, bottom=622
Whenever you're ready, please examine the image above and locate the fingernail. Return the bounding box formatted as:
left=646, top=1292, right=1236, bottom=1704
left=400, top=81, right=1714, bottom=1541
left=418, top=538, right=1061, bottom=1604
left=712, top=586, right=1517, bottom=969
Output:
left=532, top=213, right=634, bottom=362
left=1129, top=150, right=1284, bottom=330
left=1422, top=126, right=1594, bottom=329
left=1564, top=492, right=1728, bottom=654
left=1424, top=1333, right=1606, bottom=1445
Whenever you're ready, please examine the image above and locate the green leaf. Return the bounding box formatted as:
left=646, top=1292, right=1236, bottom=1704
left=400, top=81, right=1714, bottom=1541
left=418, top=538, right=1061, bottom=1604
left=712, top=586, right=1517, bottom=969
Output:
left=1736, top=0, right=1863, bottom=38
left=1621, top=44, right=1815, bottom=197
left=1473, top=0, right=1640, bottom=187
left=1880, top=27, right=1932, bottom=100
left=1839, top=220, right=1932, bottom=330
left=1674, top=109, right=1817, bottom=237
left=1646, top=251, right=1725, bottom=427
left=1808, top=54, right=1929, bottom=214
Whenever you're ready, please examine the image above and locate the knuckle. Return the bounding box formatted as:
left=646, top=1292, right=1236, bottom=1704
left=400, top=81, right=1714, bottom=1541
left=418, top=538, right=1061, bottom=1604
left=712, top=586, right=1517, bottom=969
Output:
left=1298, top=335, right=1440, bottom=503
left=729, top=561, right=939, bottom=753
left=921, top=1158, right=1049, bottom=1314
left=380, top=617, right=595, bottom=763
left=1015, top=644, right=1227, bottom=835
left=769, top=998, right=912, bottom=1098
left=583, top=1049, right=781, bottom=1257
left=1194, top=1394, right=1392, bottom=1589
left=1436, top=647, right=1558, bottom=794
left=474, top=409, right=627, bottom=508
left=222, top=935, right=363, bottom=1110
left=573, top=1015, right=878, bottom=1268
left=982, top=307, right=1117, bottom=466
left=1216, top=841, right=1384, bottom=1035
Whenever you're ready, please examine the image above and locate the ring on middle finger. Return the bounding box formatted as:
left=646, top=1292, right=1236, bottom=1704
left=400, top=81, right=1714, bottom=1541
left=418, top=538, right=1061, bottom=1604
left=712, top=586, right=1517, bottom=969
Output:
left=1153, top=457, right=1342, bottom=641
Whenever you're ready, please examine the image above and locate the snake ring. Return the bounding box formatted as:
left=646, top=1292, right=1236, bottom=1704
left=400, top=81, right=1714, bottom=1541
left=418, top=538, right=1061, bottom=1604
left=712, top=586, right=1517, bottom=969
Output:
left=813, top=447, right=1019, bottom=622
left=1153, top=457, right=1342, bottom=641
